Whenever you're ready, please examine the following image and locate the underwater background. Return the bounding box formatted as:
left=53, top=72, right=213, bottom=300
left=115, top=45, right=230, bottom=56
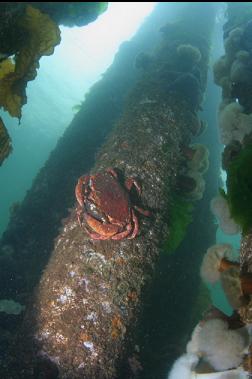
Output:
left=0, top=2, right=251, bottom=379
left=0, top=2, right=156, bottom=236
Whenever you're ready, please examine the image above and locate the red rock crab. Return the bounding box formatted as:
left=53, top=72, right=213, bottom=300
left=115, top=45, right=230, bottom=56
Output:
left=75, top=168, right=150, bottom=240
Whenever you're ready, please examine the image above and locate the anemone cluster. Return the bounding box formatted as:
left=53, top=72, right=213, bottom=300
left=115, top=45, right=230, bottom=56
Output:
left=168, top=242, right=251, bottom=378
left=210, top=5, right=252, bottom=236
left=167, top=4, right=252, bottom=378
left=213, top=16, right=252, bottom=222
left=179, top=143, right=209, bottom=201
left=213, top=12, right=252, bottom=191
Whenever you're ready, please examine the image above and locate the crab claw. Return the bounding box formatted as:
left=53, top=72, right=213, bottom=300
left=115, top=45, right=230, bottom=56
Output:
left=76, top=205, right=84, bottom=226
left=111, top=221, right=133, bottom=240
left=84, top=213, right=119, bottom=239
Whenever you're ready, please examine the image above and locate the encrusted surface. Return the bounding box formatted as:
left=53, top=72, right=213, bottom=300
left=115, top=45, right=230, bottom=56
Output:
left=12, top=99, right=188, bottom=378
left=240, top=233, right=252, bottom=273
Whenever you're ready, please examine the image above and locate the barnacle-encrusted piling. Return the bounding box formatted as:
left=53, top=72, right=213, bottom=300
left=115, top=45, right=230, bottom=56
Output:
left=3, top=3, right=217, bottom=378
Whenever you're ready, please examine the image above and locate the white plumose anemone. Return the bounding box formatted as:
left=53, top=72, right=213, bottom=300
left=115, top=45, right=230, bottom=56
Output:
left=200, top=244, right=236, bottom=284
left=167, top=353, right=199, bottom=379
left=210, top=195, right=240, bottom=235
left=187, top=319, right=249, bottom=371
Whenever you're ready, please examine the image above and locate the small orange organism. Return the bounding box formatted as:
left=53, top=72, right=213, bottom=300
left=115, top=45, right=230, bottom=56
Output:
left=127, top=291, right=138, bottom=302
left=111, top=314, right=125, bottom=339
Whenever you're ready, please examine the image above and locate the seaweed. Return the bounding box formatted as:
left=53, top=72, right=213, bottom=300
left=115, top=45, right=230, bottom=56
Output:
left=0, top=5, right=61, bottom=119
left=226, top=143, right=252, bottom=234
left=163, top=194, right=194, bottom=253
left=0, top=118, right=12, bottom=165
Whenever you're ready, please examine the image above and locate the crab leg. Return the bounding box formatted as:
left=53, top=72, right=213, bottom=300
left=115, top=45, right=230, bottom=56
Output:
left=124, top=178, right=142, bottom=195
left=75, top=175, right=90, bottom=226
left=107, top=167, right=118, bottom=179
left=76, top=206, right=83, bottom=226
left=127, top=209, right=139, bottom=239
left=134, top=205, right=151, bottom=217
left=75, top=175, right=90, bottom=207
